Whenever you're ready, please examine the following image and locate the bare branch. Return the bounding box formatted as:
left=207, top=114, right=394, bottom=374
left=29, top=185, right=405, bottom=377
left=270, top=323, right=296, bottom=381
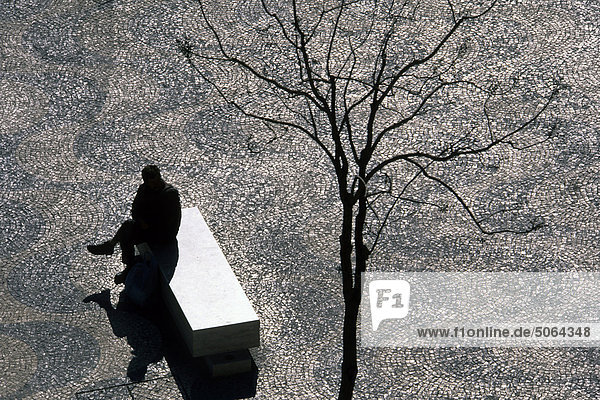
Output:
left=375, top=0, right=497, bottom=113
left=405, top=157, right=543, bottom=234
left=378, top=77, right=444, bottom=131
left=292, top=0, right=329, bottom=109
left=363, top=15, right=397, bottom=154
left=366, top=86, right=559, bottom=181
left=326, top=0, right=346, bottom=78
left=181, top=44, right=336, bottom=166
left=447, top=0, right=457, bottom=24
left=505, top=122, right=558, bottom=150
left=371, top=78, right=483, bottom=151
left=246, top=124, right=280, bottom=153
left=239, top=106, right=335, bottom=163
left=342, top=38, right=360, bottom=164
left=367, top=161, right=431, bottom=254
left=305, top=5, right=327, bottom=44
left=196, top=0, right=325, bottom=111
left=483, top=87, right=495, bottom=142
left=260, top=0, right=298, bottom=49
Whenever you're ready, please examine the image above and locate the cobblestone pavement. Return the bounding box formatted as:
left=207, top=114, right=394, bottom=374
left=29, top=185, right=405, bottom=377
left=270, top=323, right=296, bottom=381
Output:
left=1, top=0, right=600, bottom=399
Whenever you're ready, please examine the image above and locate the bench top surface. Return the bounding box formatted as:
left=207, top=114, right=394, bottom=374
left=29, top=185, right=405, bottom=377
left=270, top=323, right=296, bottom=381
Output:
left=168, top=207, right=258, bottom=331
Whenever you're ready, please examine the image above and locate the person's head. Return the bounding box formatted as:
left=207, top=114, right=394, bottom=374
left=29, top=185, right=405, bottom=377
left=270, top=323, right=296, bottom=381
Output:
left=142, top=165, right=164, bottom=191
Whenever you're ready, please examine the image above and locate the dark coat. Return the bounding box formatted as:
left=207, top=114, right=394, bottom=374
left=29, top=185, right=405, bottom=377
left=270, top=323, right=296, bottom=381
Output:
left=131, top=180, right=181, bottom=243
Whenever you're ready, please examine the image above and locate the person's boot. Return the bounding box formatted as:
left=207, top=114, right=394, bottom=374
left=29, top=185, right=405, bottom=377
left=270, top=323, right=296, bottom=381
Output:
left=87, top=240, right=115, bottom=255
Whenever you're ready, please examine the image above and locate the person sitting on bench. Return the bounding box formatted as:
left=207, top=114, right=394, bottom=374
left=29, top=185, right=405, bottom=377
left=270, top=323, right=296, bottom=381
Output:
left=87, top=164, right=181, bottom=284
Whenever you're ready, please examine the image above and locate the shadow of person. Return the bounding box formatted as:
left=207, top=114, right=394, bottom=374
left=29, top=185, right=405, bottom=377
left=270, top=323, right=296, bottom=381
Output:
left=84, top=241, right=258, bottom=399
left=83, top=289, right=164, bottom=382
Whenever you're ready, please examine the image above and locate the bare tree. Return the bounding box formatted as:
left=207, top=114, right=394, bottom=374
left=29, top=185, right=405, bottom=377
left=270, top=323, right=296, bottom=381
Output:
left=178, top=0, right=560, bottom=398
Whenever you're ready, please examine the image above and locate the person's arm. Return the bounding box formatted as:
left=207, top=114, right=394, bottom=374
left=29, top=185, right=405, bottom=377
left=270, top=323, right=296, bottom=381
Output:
left=163, top=189, right=181, bottom=239
left=131, top=185, right=150, bottom=229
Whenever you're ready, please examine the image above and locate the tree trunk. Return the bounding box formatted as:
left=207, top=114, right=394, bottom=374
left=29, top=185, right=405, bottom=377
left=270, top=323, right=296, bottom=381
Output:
left=338, top=286, right=361, bottom=400
left=338, top=196, right=361, bottom=400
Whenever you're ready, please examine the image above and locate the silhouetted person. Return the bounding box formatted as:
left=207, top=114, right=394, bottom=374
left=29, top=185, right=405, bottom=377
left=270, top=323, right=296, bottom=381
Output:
left=87, top=165, right=181, bottom=284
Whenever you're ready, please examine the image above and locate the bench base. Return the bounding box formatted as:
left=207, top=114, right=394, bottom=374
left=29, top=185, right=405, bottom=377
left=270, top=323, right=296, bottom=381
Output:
left=202, top=349, right=253, bottom=377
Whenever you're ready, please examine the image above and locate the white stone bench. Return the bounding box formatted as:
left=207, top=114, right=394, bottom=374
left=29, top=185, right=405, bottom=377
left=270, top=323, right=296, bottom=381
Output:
left=136, top=207, right=259, bottom=375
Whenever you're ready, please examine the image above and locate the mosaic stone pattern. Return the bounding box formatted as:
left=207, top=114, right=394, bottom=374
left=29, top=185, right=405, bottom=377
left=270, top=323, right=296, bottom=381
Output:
left=0, top=0, right=599, bottom=399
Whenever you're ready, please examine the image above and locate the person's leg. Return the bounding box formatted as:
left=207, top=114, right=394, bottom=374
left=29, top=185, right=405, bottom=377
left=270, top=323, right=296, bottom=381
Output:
left=113, top=220, right=137, bottom=266
left=87, top=236, right=117, bottom=255
left=88, top=220, right=139, bottom=257
left=88, top=220, right=142, bottom=284
left=113, top=220, right=146, bottom=284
